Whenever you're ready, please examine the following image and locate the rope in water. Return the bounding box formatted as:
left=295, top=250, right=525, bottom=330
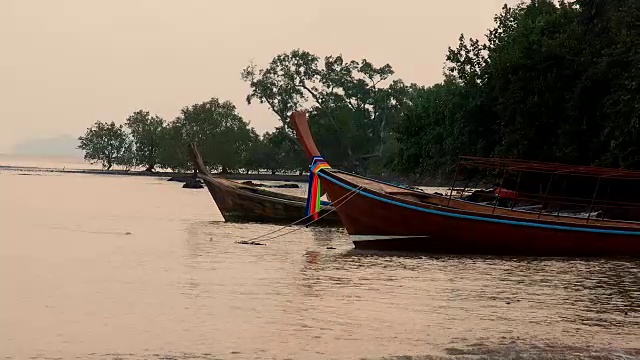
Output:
left=257, top=185, right=363, bottom=243
left=237, top=185, right=364, bottom=245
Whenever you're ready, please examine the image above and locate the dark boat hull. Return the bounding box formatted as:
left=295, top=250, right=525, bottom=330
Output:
left=319, top=170, right=640, bottom=257
left=201, top=176, right=342, bottom=226
left=187, top=142, right=342, bottom=227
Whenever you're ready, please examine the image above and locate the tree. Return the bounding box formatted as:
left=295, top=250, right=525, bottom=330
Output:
left=392, top=0, right=640, bottom=180
left=392, top=78, right=495, bottom=180
left=241, top=129, right=265, bottom=174
left=78, top=121, right=132, bottom=170
left=261, top=127, right=307, bottom=174
left=241, top=49, right=409, bottom=173
left=175, top=97, right=254, bottom=173
left=572, top=0, right=640, bottom=168
left=477, top=1, right=584, bottom=162
left=125, top=110, right=165, bottom=172
left=156, top=121, right=190, bottom=172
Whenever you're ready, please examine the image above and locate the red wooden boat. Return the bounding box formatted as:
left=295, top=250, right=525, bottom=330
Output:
left=289, top=111, right=640, bottom=257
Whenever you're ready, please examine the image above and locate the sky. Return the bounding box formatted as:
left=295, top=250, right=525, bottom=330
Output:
left=0, top=0, right=518, bottom=155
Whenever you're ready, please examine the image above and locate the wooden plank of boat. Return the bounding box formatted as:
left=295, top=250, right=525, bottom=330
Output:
left=187, top=143, right=342, bottom=226
left=289, top=111, right=640, bottom=257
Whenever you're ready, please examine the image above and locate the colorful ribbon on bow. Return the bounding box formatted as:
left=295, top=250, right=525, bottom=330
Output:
left=305, top=156, right=331, bottom=220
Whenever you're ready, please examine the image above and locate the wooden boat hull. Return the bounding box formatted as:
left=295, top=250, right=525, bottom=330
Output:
left=201, top=175, right=342, bottom=226
left=318, top=170, right=640, bottom=256
left=187, top=143, right=341, bottom=226
left=322, top=169, right=637, bottom=229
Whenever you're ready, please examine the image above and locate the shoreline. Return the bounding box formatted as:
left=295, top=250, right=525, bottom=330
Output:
left=0, top=164, right=458, bottom=187
left=0, top=165, right=311, bottom=182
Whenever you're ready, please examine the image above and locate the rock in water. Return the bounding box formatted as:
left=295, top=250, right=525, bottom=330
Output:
left=240, top=180, right=263, bottom=187
left=182, top=178, right=204, bottom=189
left=273, top=183, right=299, bottom=189
left=240, top=181, right=300, bottom=189
left=168, top=176, right=192, bottom=182
left=236, top=240, right=266, bottom=246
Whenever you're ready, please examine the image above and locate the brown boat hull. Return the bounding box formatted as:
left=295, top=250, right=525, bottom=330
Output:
left=319, top=170, right=640, bottom=257
left=187, top=142, right=342, bottom=227
left=201, top=176, right=342, bottom=226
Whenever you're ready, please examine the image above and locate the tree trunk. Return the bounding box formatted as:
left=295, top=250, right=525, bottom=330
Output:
left=221, top=166, right=229, bottom=174
left=144, top=165, right=155, bottom=172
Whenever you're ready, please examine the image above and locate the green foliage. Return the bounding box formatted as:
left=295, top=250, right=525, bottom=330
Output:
left=79, top=99, right=263, bottom=174
left=175, top=98, right=253, bottom=172
left=125, top=110, right=166, bottom=171
left=241, top=129, right=263, bottom=174
left=77, top=121, right=133, bottom=170
left=393, top=0, right=640, bottom=179
left=572, top=0, right=640, bottom=168
left=241, top=49, right=318, bottom=124
left=241, top=49, right=409, bottom=173
left=393, top=79, right=495, bottom=180
left=262, top=127, right=307, bottom=173
left=239, top=127, right=307, bottom=174
left=479, top=0, right=584, bottom=162
left=156, top=122, right=190, bottom=172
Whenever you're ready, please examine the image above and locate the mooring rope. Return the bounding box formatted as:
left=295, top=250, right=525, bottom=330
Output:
left=237, top=185, right=364, bottom=245
left=257, top=185, right=363, bottom=242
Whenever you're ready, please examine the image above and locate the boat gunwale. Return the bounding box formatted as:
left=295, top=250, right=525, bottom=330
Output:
left=319, top=169, right=640, bottom=235
left=330, top=169, right=640, bottom=228
left=199, top=173, right=333, bottom=210
left=188, top=142, right=332, bottom=209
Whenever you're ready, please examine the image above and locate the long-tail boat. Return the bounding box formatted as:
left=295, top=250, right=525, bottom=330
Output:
left=289, top=111, right=640, bottom=257
left=187, top=143, right=342, bottom=226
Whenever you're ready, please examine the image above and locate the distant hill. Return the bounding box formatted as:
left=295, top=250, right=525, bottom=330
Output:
left=12, top=134, right=83, bottom=158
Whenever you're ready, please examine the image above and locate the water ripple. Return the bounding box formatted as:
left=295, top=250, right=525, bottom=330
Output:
left=2, top=173, right=638, bottom=359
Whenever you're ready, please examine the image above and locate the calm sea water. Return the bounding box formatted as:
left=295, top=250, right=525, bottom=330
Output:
left=0, top=153, right=102, bottom=170
left=1, top=156, right=639, bottom=360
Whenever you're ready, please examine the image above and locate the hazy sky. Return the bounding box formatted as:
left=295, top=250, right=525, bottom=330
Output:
left=0, top=0, right=518, bottom=154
